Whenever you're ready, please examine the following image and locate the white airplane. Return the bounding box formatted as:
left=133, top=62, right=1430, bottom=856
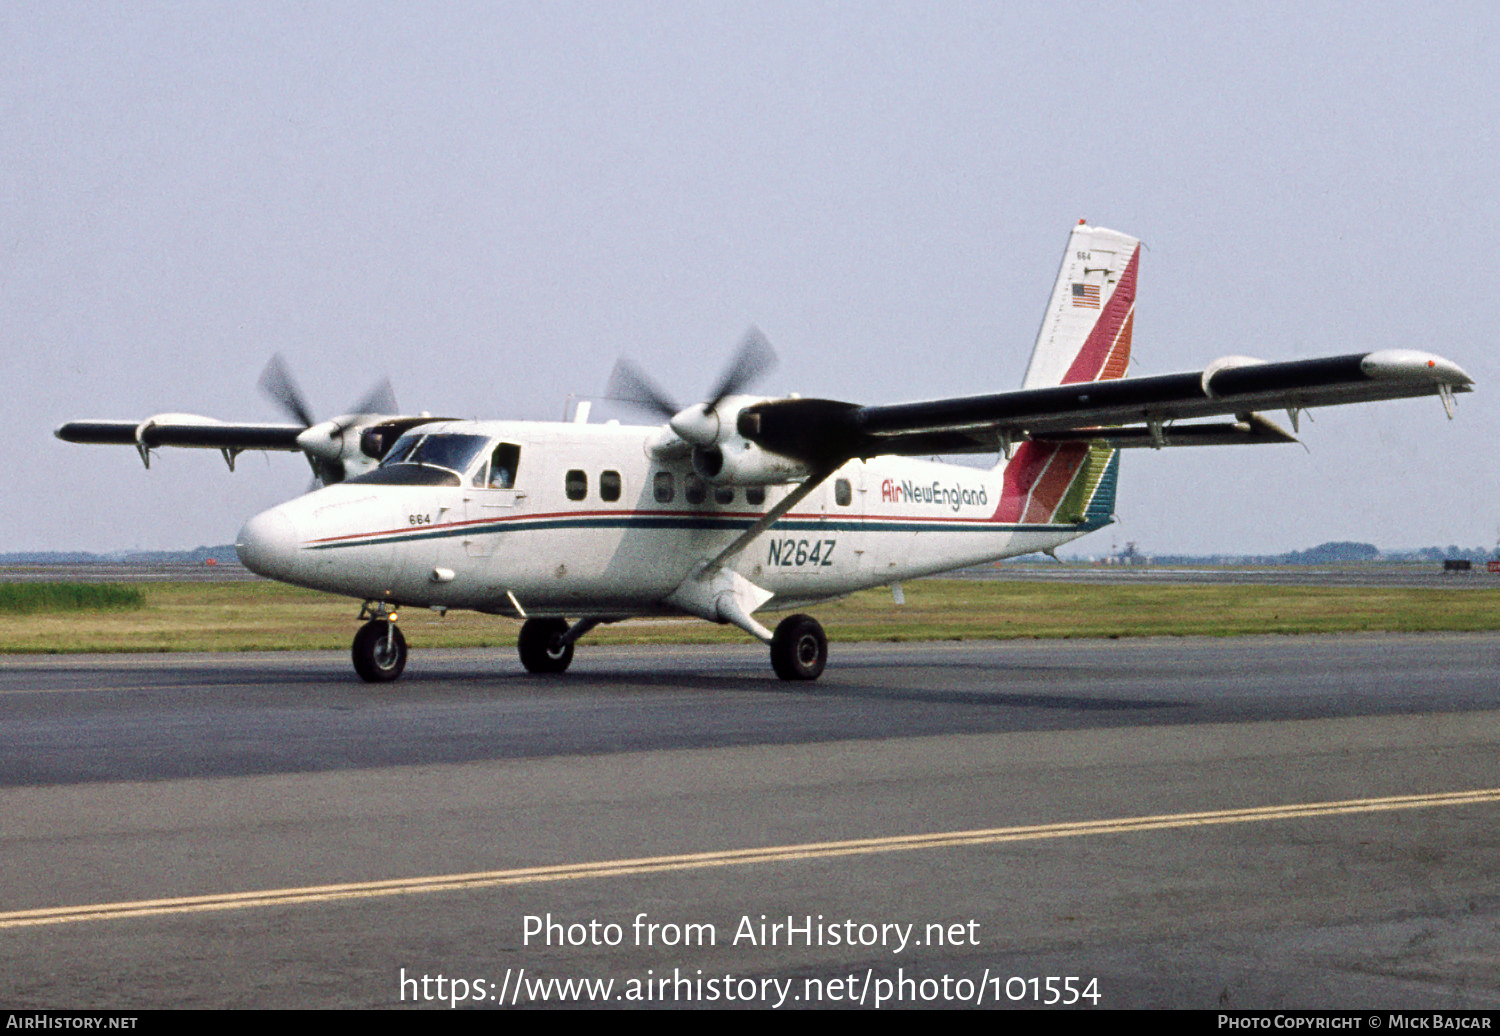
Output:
left=56, top=224, right=1473, bottom=683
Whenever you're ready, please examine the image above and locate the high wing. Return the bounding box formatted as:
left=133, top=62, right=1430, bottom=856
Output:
left=740, top=348, right=1471, bottom=465
left=864, top=348, right=1469, bottom=453
left=55, top=416, right=304, bottom=454
left=54, top=412, right=445, bottom=482
left=54, top=356, right=442, bottom=484
left=728, top=223, right=1473, bottom=468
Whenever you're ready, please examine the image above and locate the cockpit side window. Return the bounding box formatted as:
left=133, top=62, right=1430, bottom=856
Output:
left=477, top=442, right=522, bottom=488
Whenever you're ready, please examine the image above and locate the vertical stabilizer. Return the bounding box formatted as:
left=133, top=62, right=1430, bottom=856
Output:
left=1021, top=223, right=1140, bottom=389
left=992, top=224, right=1138, bottom=528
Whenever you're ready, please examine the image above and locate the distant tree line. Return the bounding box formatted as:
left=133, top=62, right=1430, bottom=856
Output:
left=0, top=545, right=241, bottom=565
left=1105, top=541, right=1493, bottom=565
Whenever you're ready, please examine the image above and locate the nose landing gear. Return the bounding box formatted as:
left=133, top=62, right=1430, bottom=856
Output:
left=352, top=602, right=407, bottom=682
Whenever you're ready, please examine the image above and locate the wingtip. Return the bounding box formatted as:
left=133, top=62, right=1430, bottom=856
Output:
left=1360, top=350, right=1473, bottom=387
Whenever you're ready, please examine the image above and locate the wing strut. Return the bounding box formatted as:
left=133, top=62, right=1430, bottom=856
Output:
left=703, top=467, right=837, bottom=573
left=661, top=468, right=837, bottom=645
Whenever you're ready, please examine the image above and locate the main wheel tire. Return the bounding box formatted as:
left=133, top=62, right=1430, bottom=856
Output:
left=518, top=617, right=574, bottom=674
left=770, top=613, right=827, bottom=681
left=352, top=620, right=407, bottom=683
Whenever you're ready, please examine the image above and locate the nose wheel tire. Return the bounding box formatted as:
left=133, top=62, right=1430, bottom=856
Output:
left=519, top=617, right=574, bottom=674
left=770, top=614, right=827, bottom=681
left=352, top=619, right=407, bottom=683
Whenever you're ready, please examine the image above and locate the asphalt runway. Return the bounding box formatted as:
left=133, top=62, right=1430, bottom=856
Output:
left=3, top=635, right=1499, bottom=1009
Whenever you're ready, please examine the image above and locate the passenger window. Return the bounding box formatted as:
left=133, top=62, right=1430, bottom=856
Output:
left=714, top=486, right=735, bottom=505
left=600, top=470, right=621, bottom=502
left=565, top=469, right=587, bottom=501
left=746, top=486, right=766, bottom=506
left=654, top=471, right=674, bottom=503
left=479, top=443, right=521, bottom=489
left=684, top=474, right=707, bottom=505
left=835, top=478, right=852, bottom=506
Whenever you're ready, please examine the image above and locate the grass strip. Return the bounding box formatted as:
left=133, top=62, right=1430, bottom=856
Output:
left=0, top=578, right=1497, bottom=654
left=0, top=582, right=144, bottom=615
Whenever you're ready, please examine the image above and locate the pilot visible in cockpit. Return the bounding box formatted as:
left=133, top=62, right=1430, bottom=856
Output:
left=485, top=443, right=520, bottom=489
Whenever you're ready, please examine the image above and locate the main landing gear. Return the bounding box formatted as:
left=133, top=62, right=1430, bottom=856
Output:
left=514, top=613, right=828, bottom=681
left=518, top=617, right=574, bottom=674
left=770, top=613, right=827, bottom=681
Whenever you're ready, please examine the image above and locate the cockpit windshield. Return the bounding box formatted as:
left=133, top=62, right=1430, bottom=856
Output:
left=379, top=433, right=491, bottom=477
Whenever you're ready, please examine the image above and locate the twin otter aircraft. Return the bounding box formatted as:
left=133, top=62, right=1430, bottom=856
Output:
left=58, top=224, right=1473, bottom=682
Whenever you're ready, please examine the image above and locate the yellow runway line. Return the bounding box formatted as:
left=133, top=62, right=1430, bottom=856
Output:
left=5, top=787, right=1497, bottom=930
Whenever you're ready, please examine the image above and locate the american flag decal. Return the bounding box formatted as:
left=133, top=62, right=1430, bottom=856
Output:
left=1072, top=283, right=1101, bottom=308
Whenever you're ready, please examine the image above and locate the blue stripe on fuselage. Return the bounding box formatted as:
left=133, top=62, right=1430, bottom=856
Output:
left=303, top=511, right=1109, bottom=550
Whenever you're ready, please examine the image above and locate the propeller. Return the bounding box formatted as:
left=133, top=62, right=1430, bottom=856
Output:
left=257, top=354, right=316, bottom=428
left=256, top=354, right=401, bottom=486
left=348, top=375, right=399, bottom=419
left=704, top=326, right=776, bottom=412
left=605, top=327, right=778, bottom=446
left=604, top=357, right=681, bottom=421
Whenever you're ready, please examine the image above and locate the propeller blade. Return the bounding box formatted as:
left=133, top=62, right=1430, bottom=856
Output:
left=348, top=377, right=398, bottom=417
left=605, top=357, right=680, bottom=420
left=705, top=326, right=777, bottom=409
left=257, top=354, right=316, bottom=428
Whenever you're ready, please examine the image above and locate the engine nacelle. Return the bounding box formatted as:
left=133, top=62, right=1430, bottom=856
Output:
left=359, top=416, right=446, bottom=461
left=1200, top=355, right=1267, bottom=397
left=289, top=415, right=447, bottom=485
left=691, top=437, right=811, bottom=486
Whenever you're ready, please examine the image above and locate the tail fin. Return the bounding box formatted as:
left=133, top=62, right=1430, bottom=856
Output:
left=1021, top=223, right=1140, bottom=389
left=993, top=224, right=1138, bottom=527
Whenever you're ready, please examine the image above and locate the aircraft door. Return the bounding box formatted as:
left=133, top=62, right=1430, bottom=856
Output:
left=463, top=441, right=527, bottom=558
left=829, top=465, right=868, bottom=580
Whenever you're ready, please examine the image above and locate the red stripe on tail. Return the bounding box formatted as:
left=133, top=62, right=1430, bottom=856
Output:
left=1060, top=245, right=1139, bottom=385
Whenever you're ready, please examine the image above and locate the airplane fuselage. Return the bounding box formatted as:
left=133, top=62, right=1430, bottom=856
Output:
left=235, top=418, right=1106, bottom=618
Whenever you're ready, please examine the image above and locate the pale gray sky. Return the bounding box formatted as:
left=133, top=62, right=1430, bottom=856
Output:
left=5, top=2, right=1495, bottom=555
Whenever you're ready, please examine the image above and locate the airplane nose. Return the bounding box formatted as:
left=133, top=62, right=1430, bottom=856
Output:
left=235, top=509, right=302, bottom=581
